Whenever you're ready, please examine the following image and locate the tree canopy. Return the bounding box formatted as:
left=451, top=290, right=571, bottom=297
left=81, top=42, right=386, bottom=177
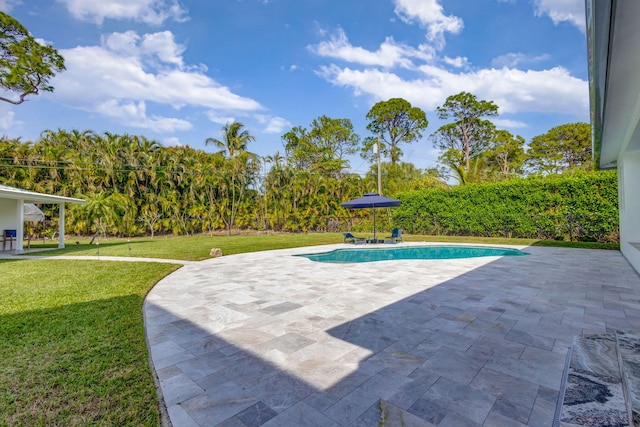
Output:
left=364, top=98, right=428, bottom=165
left=431, top=92, right=498, bottom=172
left=527, top=122, right=592, bottom=174
left=484, top=130, right=526, bottom=178
left=0, top=12, right=65, bottom=105
left=282, top=115, right=360, bottom=177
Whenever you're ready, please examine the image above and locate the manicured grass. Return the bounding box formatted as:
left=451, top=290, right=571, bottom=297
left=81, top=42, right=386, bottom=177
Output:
left=0, top=259, right=178, bottom=426
left=530, top=239, right=619, bottom=250
left=24, top=232, right=619, bottom=261
left=25, top=233, right=344, bottom=261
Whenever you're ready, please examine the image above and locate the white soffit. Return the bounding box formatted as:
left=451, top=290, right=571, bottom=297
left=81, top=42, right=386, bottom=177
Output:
left=0, top=184, right=85, bottom=204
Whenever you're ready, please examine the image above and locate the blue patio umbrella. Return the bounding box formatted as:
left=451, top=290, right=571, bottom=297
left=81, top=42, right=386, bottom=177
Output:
left=341, top=193, right=401, bottom=241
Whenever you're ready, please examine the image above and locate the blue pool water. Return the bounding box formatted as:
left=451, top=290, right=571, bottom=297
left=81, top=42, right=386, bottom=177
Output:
left=296, top=245, right=527, bottom=264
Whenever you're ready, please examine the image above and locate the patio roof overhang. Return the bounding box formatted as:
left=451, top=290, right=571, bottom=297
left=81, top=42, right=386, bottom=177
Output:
left=587, top=1, right=640, bottom=169
left=0, top=184, right=85, bottom=205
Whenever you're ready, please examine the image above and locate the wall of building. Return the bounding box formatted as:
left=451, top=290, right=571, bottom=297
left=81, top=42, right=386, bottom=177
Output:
left=0, top=198, right=18, bottom=235
left=619, top=150, right=640, bottom=274
left=0, top=198, right=20, bottom=251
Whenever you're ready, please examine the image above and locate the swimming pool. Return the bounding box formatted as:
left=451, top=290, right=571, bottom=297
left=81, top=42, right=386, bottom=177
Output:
left=296, top=245, right=528, bottom=263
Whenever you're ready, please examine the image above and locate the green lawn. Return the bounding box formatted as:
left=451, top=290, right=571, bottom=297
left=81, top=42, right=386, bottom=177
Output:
left=2, top=232, right=619, bottom=426
left=25, top=233, right=345, bottom=261
left=0, top=259, right=178, bottom=426
left=24, top=232, right=619, bottom=261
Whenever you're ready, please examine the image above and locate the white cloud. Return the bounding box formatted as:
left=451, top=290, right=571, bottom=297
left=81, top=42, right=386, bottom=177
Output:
left=34, top=37, right=57, bottom=48
left=140, top=31, right=185, bottom=68
left=206, top=112, right=235, bottom=125
left=318, top=64, right=588, bottom=116
left=51, top=30, right=262, bottom=133
left=491, top=52, right=551, bottom=68
left=101, top=30, right=186, bottom=68
left=532, top=0, right=585, bottom=31
left=308, top=29, right=434, bottom=68
left=95, top=99, right=192, bottom=132
left=493, top=118, right=528, bottom=129
left=0, top=0, right=21, bottom=12
left=289, top=65, right=298, bottom=71
left=0, top=107, right=17, bottom=131
left=393, top=0, right=463, bottom=48
left=162, top=136, right=181, bottom=146
left=256, top=115, right=291, bottom=134
left=443, top=56, right=469, bottom=68
left=57, top=0, right=188, bottom=25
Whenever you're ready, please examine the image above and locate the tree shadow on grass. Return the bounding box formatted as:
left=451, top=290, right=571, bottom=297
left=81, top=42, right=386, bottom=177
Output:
left=21, top=239, right=144, bottom=256
left=0, top=295, right=161, bottom=426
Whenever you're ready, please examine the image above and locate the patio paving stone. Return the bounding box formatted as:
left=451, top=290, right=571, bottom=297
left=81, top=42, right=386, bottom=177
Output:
left=419, top=346, right=486, bottom=385
left=407, top=397, right=449, bottom=424
left=470, top=367, right=538, bottom=424
left=261, top=401, right=339, bottom=427
left=505, top=329, right=556, bottom=350
left=235, top=401, right=278, bottom=427
left=143, top=243, right=640, bottom=426
left=248, top=371, right=316, bottom=413
left=421, top=376, right=496, bottom=424
left=354, top=400, right=434, bottom=427
left=179, top=380, right=258, bottom=426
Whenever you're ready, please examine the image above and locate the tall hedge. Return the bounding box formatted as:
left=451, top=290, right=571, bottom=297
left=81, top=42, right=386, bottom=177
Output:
left=393, top=171, right=619, bottom=242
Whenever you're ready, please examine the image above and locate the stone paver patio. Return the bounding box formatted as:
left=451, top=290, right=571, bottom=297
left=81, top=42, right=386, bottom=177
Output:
left=144, top=243, right=640, bottom=426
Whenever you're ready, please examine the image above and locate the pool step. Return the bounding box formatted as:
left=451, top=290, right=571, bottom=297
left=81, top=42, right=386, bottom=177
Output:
left=555, top=332, right=640, bottom=426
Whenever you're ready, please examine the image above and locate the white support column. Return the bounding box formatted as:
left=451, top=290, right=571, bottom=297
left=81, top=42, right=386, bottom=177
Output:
left=58, top=202, right=65, bottom=248
left=16, top=199, right=24, bottom=252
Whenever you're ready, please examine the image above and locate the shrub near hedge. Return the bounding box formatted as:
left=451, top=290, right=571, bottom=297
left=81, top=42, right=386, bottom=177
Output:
left=393, top=170, right=619, bottom=242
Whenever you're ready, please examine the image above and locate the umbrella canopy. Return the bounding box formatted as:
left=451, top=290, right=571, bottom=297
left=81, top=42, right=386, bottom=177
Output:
left=24, top=203, right=45, bottom=222
left=341, top=193, right=401, bottom=241
left=341, top=193, right=401, bottom=209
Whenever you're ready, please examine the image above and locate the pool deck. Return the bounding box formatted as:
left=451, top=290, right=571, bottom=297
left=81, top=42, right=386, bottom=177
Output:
left=144, top=243, right=640, bottom=426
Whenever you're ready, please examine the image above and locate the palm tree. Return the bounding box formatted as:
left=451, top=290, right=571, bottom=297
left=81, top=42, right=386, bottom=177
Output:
left=448, top=157, right=488, bottom=185
left=205, top=122, right=255, bottom=158
left=205, top=123, right=257, bottom=234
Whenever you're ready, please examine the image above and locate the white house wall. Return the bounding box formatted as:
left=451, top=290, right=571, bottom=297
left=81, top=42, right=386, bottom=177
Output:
left=619, top=151, right=640, bottom=273
left=0, top=198, right=19, bottom=236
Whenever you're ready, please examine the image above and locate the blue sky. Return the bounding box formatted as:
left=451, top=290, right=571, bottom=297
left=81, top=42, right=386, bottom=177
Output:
left=1, top=0, right=588, bottom=175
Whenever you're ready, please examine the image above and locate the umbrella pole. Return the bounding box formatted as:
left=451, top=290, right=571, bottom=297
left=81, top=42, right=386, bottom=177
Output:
left=373, top=208, right=377, bottom=242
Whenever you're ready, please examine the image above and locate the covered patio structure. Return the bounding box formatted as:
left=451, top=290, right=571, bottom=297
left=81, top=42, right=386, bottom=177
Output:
left=0, top=184, right=85, bottom=252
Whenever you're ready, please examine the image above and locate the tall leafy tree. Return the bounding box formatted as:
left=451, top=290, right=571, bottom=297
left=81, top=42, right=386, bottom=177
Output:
left=308, top=115, right=360, bottom=176
left=0, top=12, right=65, bottom=104
left=431, top=92, right=498, bottom=172
left=484, top=130, right=526, bottom=178
left=281, top=126, right=309, bottom=170
left=281, top=116, right=360, bottom=177
left=526, top=122, right=592, bottom=174
left=364, top=98, right=428, bottom=165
